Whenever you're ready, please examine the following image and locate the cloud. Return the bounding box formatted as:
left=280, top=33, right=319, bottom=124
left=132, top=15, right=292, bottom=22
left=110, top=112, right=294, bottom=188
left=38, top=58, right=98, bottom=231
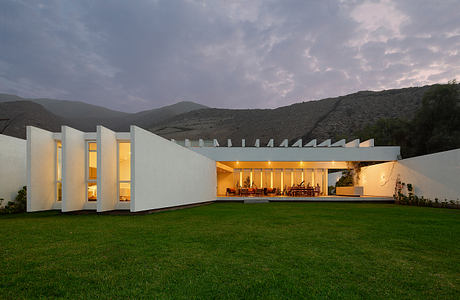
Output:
left=0, top=0, right=458, bottom=112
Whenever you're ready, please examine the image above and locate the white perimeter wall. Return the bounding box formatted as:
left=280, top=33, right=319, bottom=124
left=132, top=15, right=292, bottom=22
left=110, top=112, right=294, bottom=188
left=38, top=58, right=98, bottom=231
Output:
left=62, top=126, right=86, bottom=212
left=328, top=171, right=343, bottom=187
left=97, top=126, right=118, bottom=212
left=26, top=127, right=55, bottom=212
left=130, top=126, right=217, bottom=212
left=0, top=134, right=26, bottom=206
left=359, top=149, right=460, bottom=200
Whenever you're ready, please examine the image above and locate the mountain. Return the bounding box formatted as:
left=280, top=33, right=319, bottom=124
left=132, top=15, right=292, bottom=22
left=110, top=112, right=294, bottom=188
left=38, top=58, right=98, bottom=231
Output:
left=118, top=101, right=209, bottom=131
left=0, top=101, right=65, bottom=138
left=148, top=86, right=433, bottom=145
left=0, top=85, right=455, bottom=143
left=0, top=94, right=208, bottom=135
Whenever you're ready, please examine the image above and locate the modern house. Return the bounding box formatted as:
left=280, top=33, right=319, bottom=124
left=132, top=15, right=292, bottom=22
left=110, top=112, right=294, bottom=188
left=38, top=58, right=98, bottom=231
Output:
left=1, top=125, right=458, bottom=213
left=20, top=124, right=402, bottom=213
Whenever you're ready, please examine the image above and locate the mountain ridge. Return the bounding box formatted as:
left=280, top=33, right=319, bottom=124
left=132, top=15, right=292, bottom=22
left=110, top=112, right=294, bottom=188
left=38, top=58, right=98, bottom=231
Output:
left=0, top=84, right=451, bottom=142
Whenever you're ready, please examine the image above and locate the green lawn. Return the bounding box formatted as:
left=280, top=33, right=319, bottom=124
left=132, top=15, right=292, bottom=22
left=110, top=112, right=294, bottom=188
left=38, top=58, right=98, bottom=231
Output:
left=1, top=203, right=459, bottom=299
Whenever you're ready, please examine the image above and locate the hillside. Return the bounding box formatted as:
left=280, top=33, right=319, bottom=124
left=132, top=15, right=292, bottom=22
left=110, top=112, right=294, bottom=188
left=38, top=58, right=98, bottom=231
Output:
left=149, top=86, right=432, bottom=145
left=0, top=85, right=450, bottom=142
left=0, top=94, right=208, bottom=135
left=0, top=101, right=65, bottom=138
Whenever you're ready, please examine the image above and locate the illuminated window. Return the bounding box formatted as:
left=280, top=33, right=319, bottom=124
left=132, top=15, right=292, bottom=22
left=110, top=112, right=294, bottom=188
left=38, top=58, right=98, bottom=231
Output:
left=56, top=141, right=62, bottom=201
left=118, top=142, right=131, bottom=202
left=87, top=141, right=97, bottom=201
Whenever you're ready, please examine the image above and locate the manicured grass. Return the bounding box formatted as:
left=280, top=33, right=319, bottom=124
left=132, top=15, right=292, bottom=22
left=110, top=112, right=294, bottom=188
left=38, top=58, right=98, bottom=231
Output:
left=1, top=203, right=459, bottom=299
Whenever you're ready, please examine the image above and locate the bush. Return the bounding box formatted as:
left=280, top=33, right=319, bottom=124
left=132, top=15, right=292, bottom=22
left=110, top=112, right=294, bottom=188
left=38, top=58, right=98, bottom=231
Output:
left=0, top=186, right=27, bottom=214
left=394, top=181, right=459, bottom=209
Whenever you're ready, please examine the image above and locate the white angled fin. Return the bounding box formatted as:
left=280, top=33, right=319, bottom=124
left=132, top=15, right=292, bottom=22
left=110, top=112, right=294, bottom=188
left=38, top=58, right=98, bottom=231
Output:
left=280, top=139, right=288, bottom=147
left=199, top=139, right=204, bottom=147
left=213, top=139, right=219, bottom=147
left=267, top=139, right=274, bottom=147
left=254, top=139, right=260, bottom=147
left=331, top=139, right=345, bottom=147
left=345, top=139, right=359, bottom=148
left=292, top=139, right=302, bottom=147
left=359, top=139, right=374, bottom=147
left=317, top=139, right=331, bottom=147
left=304, top=139, right=317, bottom=147
left=170, top=139, right=176, bottom=144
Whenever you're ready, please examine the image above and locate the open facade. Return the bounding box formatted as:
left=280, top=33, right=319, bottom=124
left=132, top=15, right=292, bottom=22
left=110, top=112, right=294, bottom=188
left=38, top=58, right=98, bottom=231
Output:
left=20, top=125, right=406, bottom=213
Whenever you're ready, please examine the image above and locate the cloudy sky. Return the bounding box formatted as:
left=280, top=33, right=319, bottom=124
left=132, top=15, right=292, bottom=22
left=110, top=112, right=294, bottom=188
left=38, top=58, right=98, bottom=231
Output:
left=0, top=0, right=459, bottom=112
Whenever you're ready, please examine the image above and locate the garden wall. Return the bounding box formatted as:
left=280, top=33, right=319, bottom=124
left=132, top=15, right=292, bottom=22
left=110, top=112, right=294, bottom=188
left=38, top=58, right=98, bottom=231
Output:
left=130, top=126, right=217, bottom=212
left=359, top=149, right=460, bottom=200
left=0, top=134, right=26, bottom=206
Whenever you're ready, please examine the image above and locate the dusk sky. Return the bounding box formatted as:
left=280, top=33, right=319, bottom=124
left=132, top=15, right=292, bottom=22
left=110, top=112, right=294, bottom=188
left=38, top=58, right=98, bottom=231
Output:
left=0, top=0, right=459, bottom=112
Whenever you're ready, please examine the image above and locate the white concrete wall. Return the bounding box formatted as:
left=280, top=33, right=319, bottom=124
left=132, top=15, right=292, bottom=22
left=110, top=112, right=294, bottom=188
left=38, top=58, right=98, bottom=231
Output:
left=130, top=126, right=216, bottom=212
left=328, top=171, right=343, bottom=187
left=26, top=127, right=55, bottom=212
left=359, top=149, right=460, bottom=200
left=191, top=146, right=400, bottom=162
left=62, top=126, right=86, bottom=212
left=0, top=134, right=26, bottom=206
left=97, top=126, right=118, bottom=212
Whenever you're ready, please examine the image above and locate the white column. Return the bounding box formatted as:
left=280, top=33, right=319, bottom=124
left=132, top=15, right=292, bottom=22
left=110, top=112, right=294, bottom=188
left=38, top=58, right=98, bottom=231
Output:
left=97, top=126, right=118, bottom=212
left=62, top=126, right=86, bottom=212
left=26, top=126, right=55, bottom=212
left=281, top=172, right=284, bottom=192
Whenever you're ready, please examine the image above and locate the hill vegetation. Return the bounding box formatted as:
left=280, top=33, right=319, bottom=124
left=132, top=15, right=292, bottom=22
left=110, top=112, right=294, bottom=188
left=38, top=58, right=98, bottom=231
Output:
left=357, top=81, right=460, bottom=157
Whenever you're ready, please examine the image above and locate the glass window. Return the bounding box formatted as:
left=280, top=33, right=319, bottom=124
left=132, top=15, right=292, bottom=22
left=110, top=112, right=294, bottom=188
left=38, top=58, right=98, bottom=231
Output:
left=118, top=142, right=131, bottom=202
left=253, top=169, right=262, bottom=189
left=233, top=169, right=242, bottom=188
left=88, top=142, right=97, bottom=151
left=118, top=142, right=131, bottom=182
left=273, top=169, right=282, bottom=191
left=87, top=182, right=97, bottom=202
left=264, top=169, right=273, bottom=189
left=87, top=141, right=97, bottom=202
left=56, top=141, right=62, bottom=201
left=294, top=169, right=304, bottom=186
left=119, top=182, right=131, bottom=202
left=284, top=168, right=293, bottom=188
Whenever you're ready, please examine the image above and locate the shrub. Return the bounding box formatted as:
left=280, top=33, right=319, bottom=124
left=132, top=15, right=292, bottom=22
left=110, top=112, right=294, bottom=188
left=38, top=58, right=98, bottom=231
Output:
left=0, top=186, right=27, bottom=214
left=394, top=181, right=459, bottom=209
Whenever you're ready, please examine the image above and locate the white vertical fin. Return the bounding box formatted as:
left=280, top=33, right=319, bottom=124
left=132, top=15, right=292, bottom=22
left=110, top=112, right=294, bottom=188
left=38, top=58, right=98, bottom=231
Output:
left=331, top=139, right=345, bottom=147
left=317, top=139, right=331, bottom=147
left=242, top=139, right=246, bottom=147
left=184, top=139, right=191, bottom=147
left=198, top=139, right=204, bottom=147
left=254, top=139, right=260, bottom=147
left=304, top=139, right=317, bottom=147
left=359, top=139, right=374, bottom=147
left=292, top=139, right=302, bottom=147
left=227, top=139, right=232, bottom=147
left=345, top=139, right=360, bottom=148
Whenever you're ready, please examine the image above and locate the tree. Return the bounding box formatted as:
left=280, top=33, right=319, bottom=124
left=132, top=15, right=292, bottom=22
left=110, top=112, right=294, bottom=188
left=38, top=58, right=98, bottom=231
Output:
left=411, top=81, right=460, bottom=156
left=357, top=81, right=460, bottom=158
